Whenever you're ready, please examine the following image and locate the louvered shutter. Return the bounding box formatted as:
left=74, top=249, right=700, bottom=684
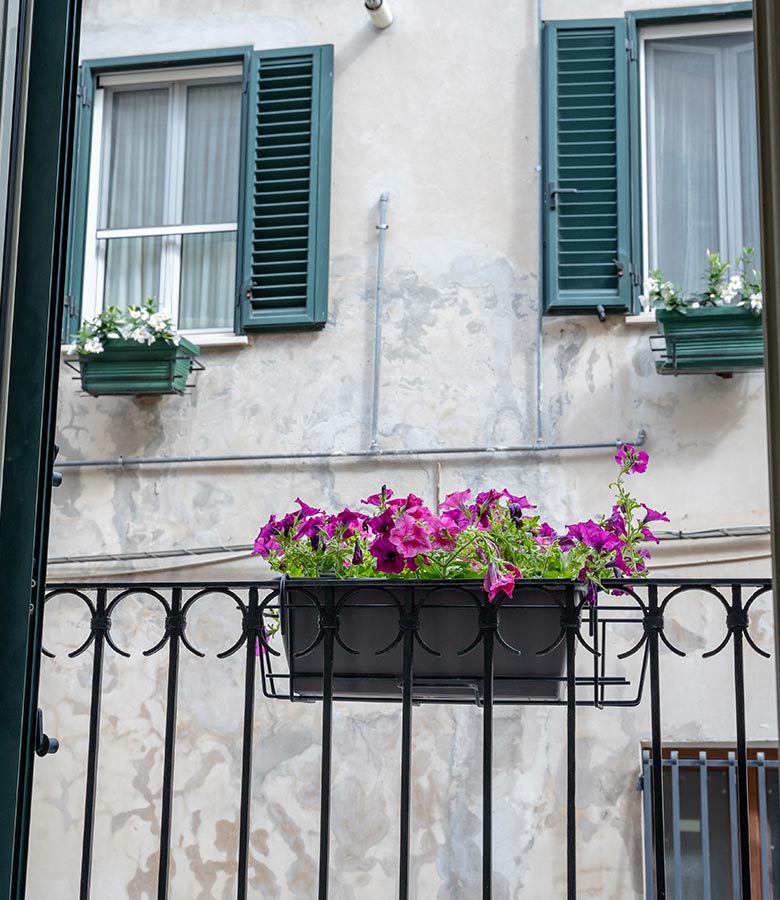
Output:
left=62, top=67, right=93, bottom=342
left=542, top=20, right=632, bottom=314
left=239, top=45, right=333, bottom=331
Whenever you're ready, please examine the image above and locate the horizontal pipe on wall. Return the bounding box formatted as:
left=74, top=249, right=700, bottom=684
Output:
left=58, top=429, right=648, bottom=469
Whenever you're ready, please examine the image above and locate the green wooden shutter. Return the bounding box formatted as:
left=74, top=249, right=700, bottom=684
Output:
left=542, top=20, right=632, bottom=315
left=239, top=45, right=333, bottom=331
left=62, top=66, right=93, bottom=343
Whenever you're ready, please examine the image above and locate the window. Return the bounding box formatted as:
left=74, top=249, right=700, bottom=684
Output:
left=65, top=46, right=333, bottom=339
left=541, top=4, right=756, bottom=315
left=642, top=749, right=780, bottom=897
left=642, top=22, right=759, bottom=293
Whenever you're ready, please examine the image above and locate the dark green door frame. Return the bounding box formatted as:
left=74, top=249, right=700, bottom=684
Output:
left=753, top=2, right=780, bottom=736
left=0, top=0, right=82, bottom=898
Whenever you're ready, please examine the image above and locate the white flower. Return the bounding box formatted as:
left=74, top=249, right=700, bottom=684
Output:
left=639, top=293, right=650, bottom=312
left=172, top=334, right=181, bottom=346
left=750, top=291, right=763, bottom=312
left=129, top=308, right=142, bottom=320
left=84, top=337, right=104, bottom=354
left=130, top=326, right=151, bottom=344
left=148, top=312, right=167, bottom=330
left=691, top=302, right=700, bottom=309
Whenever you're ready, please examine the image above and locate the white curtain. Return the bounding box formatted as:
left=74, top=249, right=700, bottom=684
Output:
left=648, top=44, right=719, bottom=293
left=737, top=45, right=760, bottom=268
left=647, top=33, right=761, bottom=293
left=103, top=88, right=167, bottom=310
left=179, top=82, right=241, bottom=330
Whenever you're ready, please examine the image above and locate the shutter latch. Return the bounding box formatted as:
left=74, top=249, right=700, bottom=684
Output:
left=613, top=258, right=625, bottom=277
left=548, top=182, right=578, bottom=210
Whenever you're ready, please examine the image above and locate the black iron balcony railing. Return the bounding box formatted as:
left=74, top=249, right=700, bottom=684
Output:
left=38, top=577, right=774, bottom=900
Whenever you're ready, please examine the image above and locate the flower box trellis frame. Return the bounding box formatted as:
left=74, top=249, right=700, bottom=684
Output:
left=66, top=336, right=203, bottom=396
left=650, top=307, right=764, bottom=376
left=40, top=577, right=773, bottom=900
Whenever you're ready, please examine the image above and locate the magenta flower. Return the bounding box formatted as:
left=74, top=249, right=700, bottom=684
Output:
left=351, top=542, right=364, bottom=566
left=615, top=443, right=649, bottom=474
left=389, top=513, right=432, bottom=558
left=640, top=503, right=669, bottom=525
left=566, top=520, right=623, bottom=554
left=295, top=497, right=323, bottom=517
left=483, top=562, right=516, bottom=603
left=367, top=509, right=394, bottom=535
left=606, top=505, right=627, bottom=535
left=361, top=485, right=393, bottom=507
left=440, top=489, right=471, bottom=511
left=500, top=490, right=536, bottom=509
left=368, top=535, right=405, bottom=574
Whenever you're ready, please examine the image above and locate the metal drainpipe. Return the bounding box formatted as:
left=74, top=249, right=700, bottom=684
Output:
left=369, top=193, right=389, bottom=452
left=536, top=0, right=545, bottom=443
left=57, top=429, right=647, bottom=469
left=752, top=1, right=780, bottom=745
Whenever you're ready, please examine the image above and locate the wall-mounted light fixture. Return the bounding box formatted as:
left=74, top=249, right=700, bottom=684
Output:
left=365, top=0, right=393, bottom=29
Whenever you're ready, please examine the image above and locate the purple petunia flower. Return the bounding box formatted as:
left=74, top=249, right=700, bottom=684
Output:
left=368, top=535, right=405, bottom=574
left=295, top=497, right=324, bottom=517
left=389, top=513, right=433, bottom=558
left=566, top=520, right=624, bottom=554
left=640, top=503, right=669, bottom=525
left=483, top=562, right=516, bottom=603
left=615, top=443, right=649, bottom=474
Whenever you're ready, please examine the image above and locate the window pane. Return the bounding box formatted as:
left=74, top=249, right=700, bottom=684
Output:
left=182, top=82, right=242, bottom=225
left=737, top=45, right=761, bottom=267
left=103, top=236, right=162, bottom=311
left=104, top=89, right=168, bottom=229
left=647, top=43, right=719, bottom=291
left=179, top=232, right=236, bottom=330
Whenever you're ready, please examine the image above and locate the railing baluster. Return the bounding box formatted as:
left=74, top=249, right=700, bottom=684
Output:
left=482, top=602, right=494, bottom=900
left=566, top=585, right=577, bottom=900
left=699, top=751, right=711, bottom=900
left=398, top=587, right=414, bottom=900
left=757, top=752, right=771, bottom=899
left=237, top=588, right=259, bottom=900
left=79, top=588, right=107, bottom=900
left=157, top=587, right=182, bottom=900
left=642, top=751, right=655, bottom=898
left=318, top=587, right=336, bottom=900
left=647, top=584, right=667, bottom=900
left=670, top=751, right=682, bottom=900
left=731, top=585, right=752, bottom=900
left=728, top=752, right=740, bottom=900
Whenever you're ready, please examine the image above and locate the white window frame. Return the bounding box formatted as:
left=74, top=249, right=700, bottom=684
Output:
left=639, top=19, right=754, bottom=285
left=81, top=63, right=243, bottom=335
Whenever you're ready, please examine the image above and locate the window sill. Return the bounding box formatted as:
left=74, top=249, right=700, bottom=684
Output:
left=624, top=311, right=657, bottom=327
left=61, top=333, right=249, bottom=355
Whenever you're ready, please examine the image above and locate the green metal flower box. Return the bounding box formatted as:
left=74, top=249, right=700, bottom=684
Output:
left=654, top=307, right=764, bottom=375
left=77, top=337, right=200, bottom=396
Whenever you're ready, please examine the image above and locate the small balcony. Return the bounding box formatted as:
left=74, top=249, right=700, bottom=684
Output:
left=29, top=577, right=776, bottom=899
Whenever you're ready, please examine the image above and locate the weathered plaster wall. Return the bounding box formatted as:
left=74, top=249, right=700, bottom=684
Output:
left=31, top=1, right=774, bottom=898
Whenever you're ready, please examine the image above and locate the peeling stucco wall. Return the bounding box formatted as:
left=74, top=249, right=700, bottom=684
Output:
left=30, top=1, right=775, bottom=898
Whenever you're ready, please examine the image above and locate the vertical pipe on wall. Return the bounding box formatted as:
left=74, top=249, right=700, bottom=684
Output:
left=369, top=193, right=389, bottom=452
left=535, top=0, right=545, bottom=443
left=752, top=0, right=780, bottom=769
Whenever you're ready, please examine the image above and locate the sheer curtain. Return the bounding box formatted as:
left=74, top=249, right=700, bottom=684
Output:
left=647, top=33, right=761, bottom=293
left=648, top=44, right=718, bottom=293
left=737, top=44, right=760, bottom=268
left=179, top=82, right=241, bottom=330
left=103, top=88, right=167, bottom=310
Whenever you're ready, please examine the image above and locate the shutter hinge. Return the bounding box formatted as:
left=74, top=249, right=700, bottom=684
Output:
left=636, top=774, right=644, bottom=792
left=76, top=84, right=91, bottom=108
left=238, top=281, right=253, bottom=306
left=625, top=38, right=637, bottom=63
left=629, top=263, right=642, bottom=288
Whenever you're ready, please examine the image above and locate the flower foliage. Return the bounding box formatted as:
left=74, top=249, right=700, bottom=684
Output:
left=74, top=298, right=182, bottom=355
left=640, top=249, right=762, bottom=316
left=254, top=445, right=666, bottom=605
